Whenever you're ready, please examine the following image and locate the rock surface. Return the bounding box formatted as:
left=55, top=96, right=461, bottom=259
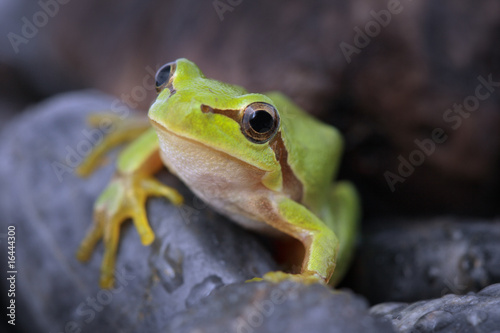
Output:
left=0, top=91, right=389, bottom=333
left=167, top=281, right=393, bottom=333
left=371, top=283, right=500, bottom=333
left=348, top=218, right=500, bottom=303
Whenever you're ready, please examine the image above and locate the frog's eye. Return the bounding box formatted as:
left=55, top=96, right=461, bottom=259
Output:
left=241, top=102, right=280, bottom=144
left=155, top=62, right=176, bottom=93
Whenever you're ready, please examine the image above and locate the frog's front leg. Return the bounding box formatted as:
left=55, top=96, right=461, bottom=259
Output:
left=257, top=182, right=359, bottom=285
left=258, top=197, right=340, bottom=284
left=76, top=128, right=183, bottom=288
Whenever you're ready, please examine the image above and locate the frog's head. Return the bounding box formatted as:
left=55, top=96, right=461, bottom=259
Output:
left=149, top=58, right=283, bottom=189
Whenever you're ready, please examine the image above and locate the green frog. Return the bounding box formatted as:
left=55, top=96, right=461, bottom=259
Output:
left=76, top=58, right=360, bottom=288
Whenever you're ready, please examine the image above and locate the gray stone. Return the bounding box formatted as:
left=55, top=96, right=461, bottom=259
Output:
left=350, top=218, right=500, bottom=303
left=167, top=281, right=394, bottom=333
left=371, top=284, right=500, bottom=333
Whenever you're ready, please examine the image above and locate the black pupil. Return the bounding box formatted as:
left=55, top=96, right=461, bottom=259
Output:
left=250, top=110, right=274, bottom=133
left=155, top=65, right=171, bottom=88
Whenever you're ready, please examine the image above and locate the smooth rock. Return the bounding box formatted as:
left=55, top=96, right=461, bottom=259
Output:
left=349, top=218, right=500, bottom=303
left=167, top=281, right=394, bottom=333
left=371, top=283, right=500, bottom=333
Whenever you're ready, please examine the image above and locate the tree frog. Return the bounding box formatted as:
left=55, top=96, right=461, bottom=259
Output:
left=76, top=58, right=359, bottom=288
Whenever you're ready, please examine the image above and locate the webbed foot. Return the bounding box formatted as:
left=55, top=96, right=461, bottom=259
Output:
left=76, top=173, right=183, bottom=288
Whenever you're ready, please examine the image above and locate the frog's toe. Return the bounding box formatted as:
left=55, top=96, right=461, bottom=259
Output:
left=99, top=210, right=125, bottom=288
left=141, top=178, right=184, bottom=205
left=260, top=271, right=325, bottom=285
left=130, top=199, right=155, bottom=246
left=86, top=113, right=123, bottom=127
left=99, top=269, right=116, bottom=289
left=245, top=277, right=264, bottom=283
left=76, top=210, right=106, bottom=262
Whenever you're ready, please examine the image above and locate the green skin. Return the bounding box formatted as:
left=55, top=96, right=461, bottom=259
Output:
left=76, top=58, right=359, bottom=288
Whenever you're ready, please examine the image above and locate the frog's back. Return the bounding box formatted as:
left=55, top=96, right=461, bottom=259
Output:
left=265, top=92, right=343, bottom=210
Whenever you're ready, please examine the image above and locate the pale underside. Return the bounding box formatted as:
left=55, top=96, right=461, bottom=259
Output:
left=153, top=120, right=290, bottom=237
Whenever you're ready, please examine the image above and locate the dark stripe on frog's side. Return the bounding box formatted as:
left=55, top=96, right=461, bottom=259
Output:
left=200, top=104, right=242, bottom=121
left=268, top=132, right=303, bottom=202
left=200, top=104, right=303, bottom=202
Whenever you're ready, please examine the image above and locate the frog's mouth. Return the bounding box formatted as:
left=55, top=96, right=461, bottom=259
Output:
left=149, top=118, right=267, bottom=173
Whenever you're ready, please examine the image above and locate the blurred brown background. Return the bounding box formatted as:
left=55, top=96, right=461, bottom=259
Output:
left=2, top=0, right=500, bottom=219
